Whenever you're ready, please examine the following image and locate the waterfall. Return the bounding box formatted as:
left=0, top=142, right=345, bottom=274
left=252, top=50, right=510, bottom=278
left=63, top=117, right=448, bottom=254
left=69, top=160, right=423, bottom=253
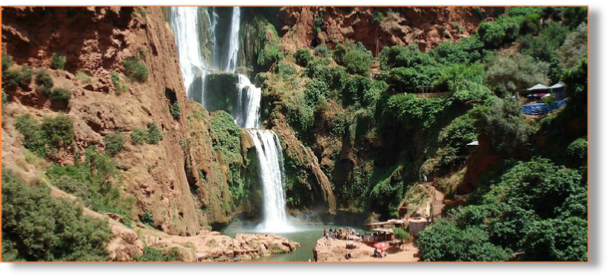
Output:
left=234, top=74, right=261, bottom=129
left=246, top=129, right=292, bottom=232
left=224, top=7, right=241, bottom=73
left=170, top=6, right=292, bottom=233
left=169, top=7, right=208, bottom=105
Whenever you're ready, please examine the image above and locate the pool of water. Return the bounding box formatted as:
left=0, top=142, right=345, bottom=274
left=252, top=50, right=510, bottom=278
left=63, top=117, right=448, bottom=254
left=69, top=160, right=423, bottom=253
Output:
left=221, top=224, right=365, bottom=262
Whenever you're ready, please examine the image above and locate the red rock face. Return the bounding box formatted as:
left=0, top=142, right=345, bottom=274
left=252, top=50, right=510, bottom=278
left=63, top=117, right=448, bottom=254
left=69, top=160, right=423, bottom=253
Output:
left=2, top=7, right=206, bottom=236
left=278, top=7, right=505, bottom=54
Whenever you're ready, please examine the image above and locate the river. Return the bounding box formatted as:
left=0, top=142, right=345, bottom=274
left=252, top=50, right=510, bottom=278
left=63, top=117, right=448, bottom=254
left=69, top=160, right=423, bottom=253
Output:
left=222, top=224, right=366, bottom=262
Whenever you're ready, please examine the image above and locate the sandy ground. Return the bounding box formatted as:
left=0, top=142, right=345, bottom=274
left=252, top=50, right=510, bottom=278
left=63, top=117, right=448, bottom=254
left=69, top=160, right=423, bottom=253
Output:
left=351, top=242, right=419, bottom=262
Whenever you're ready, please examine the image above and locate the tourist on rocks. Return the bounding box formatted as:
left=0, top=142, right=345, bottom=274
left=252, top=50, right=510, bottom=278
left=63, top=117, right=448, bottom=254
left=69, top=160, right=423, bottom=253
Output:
left=324, top=229, right=327, bottom=238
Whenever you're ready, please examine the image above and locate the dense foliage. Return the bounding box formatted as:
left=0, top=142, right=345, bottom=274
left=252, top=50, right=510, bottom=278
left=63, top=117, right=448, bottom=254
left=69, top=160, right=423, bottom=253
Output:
left=2, top=169, right=112, bottom=261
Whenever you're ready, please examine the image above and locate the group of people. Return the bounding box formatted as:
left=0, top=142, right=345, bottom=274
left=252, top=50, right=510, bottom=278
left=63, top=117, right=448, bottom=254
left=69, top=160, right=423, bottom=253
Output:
left=322, top=227, right=360, bottom=240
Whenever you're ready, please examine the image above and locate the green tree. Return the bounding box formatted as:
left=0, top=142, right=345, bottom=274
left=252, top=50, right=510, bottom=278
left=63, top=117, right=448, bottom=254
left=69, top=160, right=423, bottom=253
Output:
left=342, top=49, right=373, bottom=76
left=469, top=98, right=533, bottom=153
left=556, top=23, right=587, bottom=69
left=2, top=169, right=112, bottom=261
left=417, top=219, right=510, bottom=262
left=486, top=53, right=550, bottom=96
left=293, top=49, right=313, bottom=67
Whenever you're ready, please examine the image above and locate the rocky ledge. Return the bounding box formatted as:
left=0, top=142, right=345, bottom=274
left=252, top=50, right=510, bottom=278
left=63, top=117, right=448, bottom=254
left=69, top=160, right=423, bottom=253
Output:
left=141, top=230, right=300, bottom=262
left=312, top=237, right=370, bottom=262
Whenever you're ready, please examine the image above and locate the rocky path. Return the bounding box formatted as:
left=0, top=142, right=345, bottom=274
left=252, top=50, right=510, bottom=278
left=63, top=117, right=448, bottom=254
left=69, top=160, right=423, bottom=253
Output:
left=429, top=183, right=445, bottom=218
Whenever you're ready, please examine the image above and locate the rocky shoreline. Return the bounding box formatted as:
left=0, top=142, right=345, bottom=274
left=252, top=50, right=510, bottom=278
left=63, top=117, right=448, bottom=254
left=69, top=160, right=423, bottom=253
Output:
left=140, top=229, right=300, bottom=262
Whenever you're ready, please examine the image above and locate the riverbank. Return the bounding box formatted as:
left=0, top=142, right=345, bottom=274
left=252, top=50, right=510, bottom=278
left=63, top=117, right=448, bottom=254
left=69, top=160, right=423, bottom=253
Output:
left=138, top=228, right=300, bottom=261
left=313, top=237, right=419, bottom=262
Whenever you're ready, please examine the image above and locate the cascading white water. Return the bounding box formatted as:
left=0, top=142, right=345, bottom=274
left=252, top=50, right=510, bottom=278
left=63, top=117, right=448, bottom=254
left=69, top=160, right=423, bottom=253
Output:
left=234, top=74, right=261, bottom=129
left=171, top=6, right=292, bottom=233
left=246, top=129, right=292, bottom=232
left=169, top=7, right=208, bottom=105
left=224, top=7, right=241, bottom=73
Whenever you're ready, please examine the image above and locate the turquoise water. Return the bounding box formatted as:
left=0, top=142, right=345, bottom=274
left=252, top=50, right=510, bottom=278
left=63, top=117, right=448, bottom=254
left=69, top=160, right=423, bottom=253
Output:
left=221, top=224, right=365, bottom=262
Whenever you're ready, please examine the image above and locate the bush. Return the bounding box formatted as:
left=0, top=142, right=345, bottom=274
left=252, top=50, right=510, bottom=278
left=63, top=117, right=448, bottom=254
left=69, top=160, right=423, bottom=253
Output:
left=293, top=49, right=313, bottom=67
left=103, top=131, right=125, bottom=156
left=342, top=49, right=373, bottom=76
left=131, top=128, right=147, bottom=145
left=469, top=98, right=533, bottom=153
left=2, top=54, right=14, bottom=71
left=284, top=92, right=315, bottom=138
left=556, top=23, right=587, bottom=69
left=47, top=88, right=71, bottom=107
left=564, top=137, right=587, bottom=168
left=4, top=64, right=33, bottom=89
left=15, top=114, right=47, bottom=157
left=51, top=52, right=67, bottom=70
left=170, top=102, right=181, bottom=120
left=304, top=79, right=329, bottom=107
left=314, top=44, right=330, bottom=57
left=146, top=122, right=163, bottom=144
left=277, top=62, right=297, bottom=81
left=137, top=246, right=183, bottom=262
left=46, top=146, right=134, bottom=215
left=123, top=56, right=149, bottom=82
left=41, top=115, right=75, bottom=149
left=111, top=71, right=127, bottom=95
left=35, top=70, right=54, bottom=95
left=372, top=12, right=385, bottom=25
left=563, top=7, right=587, bottom=30
left=2, top=168, right=112, bottom=261
left=141, top=210, right=154, bottom=226
left=417, top=220, right=510, bottom=262
left=486, top=53, right=550, bottom=96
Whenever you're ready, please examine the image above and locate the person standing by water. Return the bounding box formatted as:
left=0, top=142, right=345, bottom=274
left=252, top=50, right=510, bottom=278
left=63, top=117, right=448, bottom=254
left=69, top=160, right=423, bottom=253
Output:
left=324, top=229, right=327, bottom=238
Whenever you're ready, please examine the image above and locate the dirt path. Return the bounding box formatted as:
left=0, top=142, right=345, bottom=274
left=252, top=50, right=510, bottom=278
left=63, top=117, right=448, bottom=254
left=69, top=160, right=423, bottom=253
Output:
left=429, top=184, right=445, bottom=218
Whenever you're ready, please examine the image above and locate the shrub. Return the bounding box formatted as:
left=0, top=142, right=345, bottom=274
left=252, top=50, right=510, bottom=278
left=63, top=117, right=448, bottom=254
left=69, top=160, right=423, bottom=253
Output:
left=486, top=53, right=550, bottom=96
left=46, top=146, right=134, bottom=214
left=563, top=7, right=587, bottom=30
left=469, top=98, right=533, bottom=153
left=103, top=131, right=125, bottom=156
left=131, top=128, right=147, bottom=145
left=73, top=71, right=91, bottom=84
left=565, top=137, right=587, bottom=168
left=51, top=52, right=67, bottom=70
left=2, top=168, right=112, bottom=261
left=137, top=246, right=183, bottom=262
left=2, top=88, right=8, bottom=106
left=15, top=114, right=47, bottom=157
left=141, top=210, right=154, bottom=226
left=4, top=64, right=33, bottom=89
left=35, top=70, right=54, bottom=95
left=314, top=17, right=324, bottom=28
left=111, top=71, right=127, bottom=95
left=314, top=44, right=330, bottom=57
left=284, top=92, right=315, bottom=138
left=342, top=49, right=373, bottom=76
left=473, top=7, right=483, bottom=19
left=146, top=122, right=163, bottom=144
left=293, top=49, right=313, bottom=67
left=123, top=56, right=149, bottom=82
left=304, top=79, right=329, bottom=107
left=277, top=62, right=297, bottom=81
left=48, top=88, right=71, bottom=107
left=2, top=54, right=14, bottom=71
left=372, top=12, right=385, bottom=25
left=41, top=115, right=74, bottom=149
left=556, top=23, right=587, bottom=69
left=170, top=102, right=181, bottom=120
left=417, top=220, right=510, bottom=262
